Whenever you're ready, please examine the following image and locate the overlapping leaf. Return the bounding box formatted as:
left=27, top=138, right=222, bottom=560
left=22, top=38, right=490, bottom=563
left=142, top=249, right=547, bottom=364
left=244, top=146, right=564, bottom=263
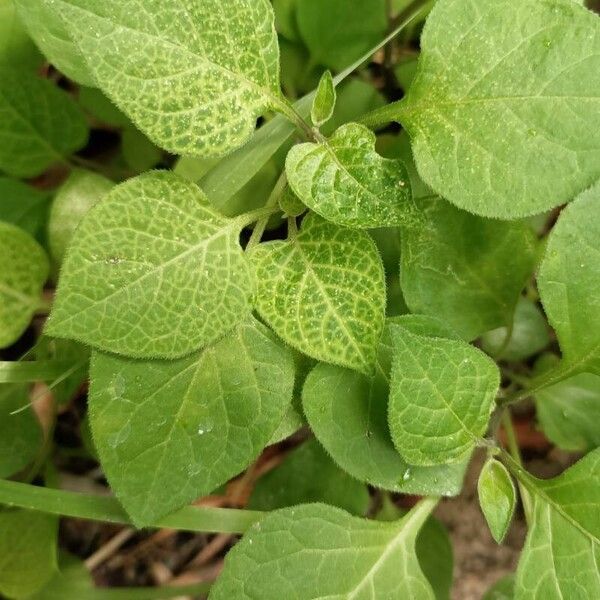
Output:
left=0, top=176, right=50, bottom=241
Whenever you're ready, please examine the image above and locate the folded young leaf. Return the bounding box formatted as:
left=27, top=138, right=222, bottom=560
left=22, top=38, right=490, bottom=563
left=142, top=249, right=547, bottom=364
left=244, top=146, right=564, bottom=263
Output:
left=538, top=182, right=600, bottom=377
left=395, top=0, right=600, bottom=218
left=389, top=328, right=500, bottom=465
left=47, top=172, right=254, bottom=359
left=478, top=458, right=516, bottom=544
left=210, top=499, right=438, bottom=599
left=514, top=449, right=600, bottom=599
left=303, top=316, right=469, bottom=496
left=0, top=67, right=88, bottom=178
left=48, top=0, right=284, bottom=157
left=251, top=213, right=385, bottom=374
left=286, top=123, right=414, bottom=228
left=89, top=319, right=295, bottom=526
left=0, top=222, right=49, bottom=349
left=311, top=70, right=336, bottom=126
left=400, top=196, right=537, bottom=341
left=15, top=0, right=94, bottom=85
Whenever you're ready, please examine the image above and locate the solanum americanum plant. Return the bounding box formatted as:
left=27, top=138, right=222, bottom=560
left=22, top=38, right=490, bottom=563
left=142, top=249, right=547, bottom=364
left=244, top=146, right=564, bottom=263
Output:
left=0, top=0, right=599, bottom=598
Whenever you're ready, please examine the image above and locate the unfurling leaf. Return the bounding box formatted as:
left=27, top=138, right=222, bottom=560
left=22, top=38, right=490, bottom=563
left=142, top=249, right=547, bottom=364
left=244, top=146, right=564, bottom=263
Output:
left=286, top=123, right=414, bottom=228
left=478, top=458, right=516, bottom=543
left=311, top=70, right=336, bottom=126
left=48, top=0, right=284, bottom=156
left=89, top=319, right=295, bottom=526
left=47, top=171, right=254, bottom=359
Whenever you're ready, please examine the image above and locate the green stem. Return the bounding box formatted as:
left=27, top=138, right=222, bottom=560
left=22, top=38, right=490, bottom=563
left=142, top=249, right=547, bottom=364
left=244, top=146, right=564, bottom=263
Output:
left=246, top=172, right=287, bottom=250
left=0, top=479, right=264, bottom=534
left=287, top=216, right=298, bottom=241
left=501, top=410, right=521, bottom=465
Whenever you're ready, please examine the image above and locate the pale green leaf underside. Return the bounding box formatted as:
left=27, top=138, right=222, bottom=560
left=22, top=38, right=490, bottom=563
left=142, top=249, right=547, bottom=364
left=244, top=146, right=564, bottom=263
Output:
left=516, top=449, right=600, bottom=599
left=389, top=328, right=500, bottom=465
left=210, top=500, right=437, bottom=600
left=397, top=0, right=600, bottom=218
left=0, top=66, right=87, bottom=178
left=15, top=0, right=94, bottom=85
left=47, top=171, right=254, bottom=359
left=49, top=0, right=283, bottom=156
left=251, top=212, right=386, bottom=374
left=286, top=123, right=414, bottom=228
left=89, top=319, right=295, bottom=526
left=538, top=182, right=600, bottom=376
left=400, top=196, right=537, bottom=340
left=0, top=222, right=49, bottom=348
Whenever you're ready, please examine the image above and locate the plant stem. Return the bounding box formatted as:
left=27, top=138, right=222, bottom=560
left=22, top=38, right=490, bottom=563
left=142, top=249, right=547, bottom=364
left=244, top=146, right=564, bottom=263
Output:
left=287, top=216, right=298, bottom=241
left=246, top=172, right=288, bottom=250
left=501, top=410, right=521, bottom=465
left=0, top=360, right=81, bottom=383
left=0, top=479, right=264, bottom=534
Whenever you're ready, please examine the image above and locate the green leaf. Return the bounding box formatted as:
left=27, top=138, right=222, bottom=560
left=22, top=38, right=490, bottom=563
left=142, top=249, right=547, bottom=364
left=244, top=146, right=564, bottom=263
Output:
left=401, top=196, right=537, bottom=340
left=78, top=87, right=130, bottom=128
left=47, top=171, right=254, bottom=359
left=286, top=123, right=414, bottom=229
left=273, top=0, right=300, bottom=42
left=395, top=0, right=600, bottom=218
left=538, top=182, right=600, bottom=376
left=210, top=499, right=438, bottom=599
left=49, top=0, right=284, bottom=157
left=514, top=449, right=600, bottom=599
left=48, top=168, right=114, bottom=266
left=249, top=438, right=370, bottom=515
left=0, top=509, right=58, bottom=599
left=15, top=0, right=94, bottom=84
left=481, top=298, right=550, bottom=362
left=0, top=384, right=42, bottom=478
left=0, top=0, right=42, bottom=70
left=0, top=176, right=50, bottom=241
left=389, top=327, right=500, bottom=465
left=278, top=185, right=306, bottom=217
left=297, top=0, right=387, bottom=72
left=303, top=317, right=469, bottom=496
left=0, top=222, right=49, bottom=349
left=89, top=318, right=294, bottom=526
left=0, top=67, right=88, bottom=178
left=250, top=212, right=385, bottom=374
left=121, top=126, right=163, bottom=173
left=483, top=576, right=515, bottom=600
left=311, top=70, right=336, bottom=126
left=478, top=458, right=516, bottom=544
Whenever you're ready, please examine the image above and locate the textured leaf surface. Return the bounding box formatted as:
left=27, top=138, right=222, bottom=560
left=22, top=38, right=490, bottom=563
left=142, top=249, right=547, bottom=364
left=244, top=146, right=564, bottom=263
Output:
left=48, top=168, right=114, bottom=265
left=0, top=176, right=50, bottom=241
left=50, top=0, right=283, bottom=156
left=89, top=319, right=295, bottom=526
left=303, top=317, right=468, bottom=496
left=0, top=222, right=49, bottom=348
left=478, top=459, right=516, bottom=544
left=396, top=0, right=600, bottom=218
left=251, top=213, right=385, bottom=374
left=249, top=438, right=370, bottom=515
left=0, top=66, right=88, bottom=177
left=400, top=196, right=537, bottom=340
left=210, top=499, right=437, bottom=600
left=0, top=509, right=58, bottom=599
left=389, top=327, right=500, bottom=465
left=538, top=183, right=600, bottom=376
left=286, top=123, right=414, bottom=228
left=311, top=70, right=336, bottom=126
left=47, top=172, right=254, bottom=359
left=515, top=449, right=600, bottom=599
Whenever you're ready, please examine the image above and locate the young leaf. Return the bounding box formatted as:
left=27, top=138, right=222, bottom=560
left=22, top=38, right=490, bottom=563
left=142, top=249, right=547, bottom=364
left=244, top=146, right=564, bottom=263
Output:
left=538, top=182, right=600, bottom=377
left=89, top=319, right=295, bottom=526
left=477, top=458, right=516, bottom=544
left=389, top=327, right=500, bottom=465
left=249, top=438, right=370, bottom=515
left=400, top=196, right=537, bottom=340
left=251, top=212, right=385, bottom=374
left=0, top=67, right=88, bottom=178
left=394, top=0, right=600, bottom=218
left=210, top=499, right=438, bottom=599
left=0, top=176, right=50, bottom=241
left=47, top=172, right=254, bottom=359
left=286, top=123, right=414, bottom=228
left=0, top=509, right=58, bottom=599
left=15, top=0, right=94, bottom=84
left=0, top=0, right=42, bottom=70
left=0, top=384, right=42, bottom=478
left=311, top=70, right=336, bottom=126
left=303, top=317, right=469, bottom=496
left=48, top=0, right=284, bottom=157
left=514, top=449, right=600, bottom=599
left=278, top=185, right=306, bottom=217
left=47, top=168, right=114, bottom=265
left=0, top=222, right=49, bottom=349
